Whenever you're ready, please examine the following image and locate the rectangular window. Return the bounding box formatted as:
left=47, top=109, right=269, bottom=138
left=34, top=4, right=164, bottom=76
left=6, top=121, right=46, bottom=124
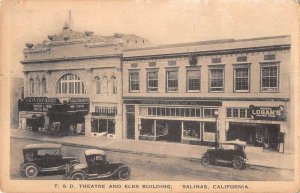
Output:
left=187, top=70, right=200, bottom=91
left=209, top=68, right=224, bottom=92
left=166, top=71, right=178, bottom=92
left=147, top=71, right=158, bottom=92
left=261, top=65, right=279, bottom=92
left=129, top=71, right=140, bottom=92
left=234, top=68, right=249, bottom=92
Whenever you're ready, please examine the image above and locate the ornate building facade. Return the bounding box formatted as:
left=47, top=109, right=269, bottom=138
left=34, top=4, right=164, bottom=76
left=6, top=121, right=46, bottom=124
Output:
left=19, top=24, right=292, bottom=153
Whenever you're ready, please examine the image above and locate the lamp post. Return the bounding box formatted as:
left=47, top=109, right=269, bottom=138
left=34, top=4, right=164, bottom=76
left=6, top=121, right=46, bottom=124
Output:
left=214, top=109, right=219, bottom=149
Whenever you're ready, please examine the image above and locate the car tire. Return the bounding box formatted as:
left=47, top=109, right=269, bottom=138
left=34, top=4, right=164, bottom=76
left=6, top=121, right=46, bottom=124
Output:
left=201, top=155, right=210, bottom=166
left=233, top=157, right=244, bottom=169
left=70, top=172, right=86, bottom=180
left=24, top=165, right=38, bottom=178
left=118, top=168, right=130, bottom=180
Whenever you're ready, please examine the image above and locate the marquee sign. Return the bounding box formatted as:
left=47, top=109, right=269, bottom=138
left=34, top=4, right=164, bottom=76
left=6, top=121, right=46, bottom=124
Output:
left=124, top=99, right=222, bottom=106
left=18, top=97, right=60, bottom=112
left=249, top=105, right=286, bottom=121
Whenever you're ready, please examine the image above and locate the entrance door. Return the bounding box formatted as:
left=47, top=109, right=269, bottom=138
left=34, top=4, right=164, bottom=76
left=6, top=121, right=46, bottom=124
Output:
left=126, top=113, right=135, bottom=140
left=166, top=121, right=181, bottom=142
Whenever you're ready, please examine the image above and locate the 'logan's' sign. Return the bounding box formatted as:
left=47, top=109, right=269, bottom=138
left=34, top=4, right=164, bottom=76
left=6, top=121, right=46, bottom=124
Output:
left=249, top=105, right=285, bottom=121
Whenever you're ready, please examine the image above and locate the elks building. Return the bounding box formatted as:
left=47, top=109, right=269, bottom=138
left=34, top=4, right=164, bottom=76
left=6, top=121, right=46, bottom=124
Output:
left=19, top=23, right=292, bottom=154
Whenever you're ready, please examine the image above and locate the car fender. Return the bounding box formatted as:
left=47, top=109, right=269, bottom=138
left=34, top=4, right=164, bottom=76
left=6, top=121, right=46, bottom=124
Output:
left=232, top=156, right=246, bottom=163
left=111, top=166, right=131, bottom=177
left=68, top=169, right=88, bottom=179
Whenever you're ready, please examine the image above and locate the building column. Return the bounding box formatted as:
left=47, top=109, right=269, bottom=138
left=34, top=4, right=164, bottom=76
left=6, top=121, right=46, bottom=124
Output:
left=85, top=113, right=92, bottom=136
left=114, top=114, right=122, bottom=139
left=123, top=104, right=127, bottom=139
left=135, top=104, right=140, bottom=140
left=218, top=107, right=226, bottom=142
left=24, top=72, right=29, bottom=97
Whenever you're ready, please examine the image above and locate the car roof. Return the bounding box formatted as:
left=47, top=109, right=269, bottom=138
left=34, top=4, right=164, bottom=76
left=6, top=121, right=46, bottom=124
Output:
left=220, top=140, right=247, bottom=146
left=84, top=149, right=106, bottom=156
left=23, top=143, right=62, bottom=150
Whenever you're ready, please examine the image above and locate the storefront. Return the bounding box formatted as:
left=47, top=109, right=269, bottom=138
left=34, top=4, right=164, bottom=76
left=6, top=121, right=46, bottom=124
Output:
left=18, top=97, right=89, bottom=134
left=124, top=99, right=222, bottom=146
left=90, top=105, right=117, bottom=138
left=225, top=105, right=287, bottom=152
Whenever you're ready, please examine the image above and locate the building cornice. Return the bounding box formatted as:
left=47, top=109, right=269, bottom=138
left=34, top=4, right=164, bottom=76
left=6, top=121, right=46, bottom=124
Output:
left=20, top=54, right=122, bottom=64
left=122, top=45, right=290, bottom=61
left=122, top=96, right=290, bottom=102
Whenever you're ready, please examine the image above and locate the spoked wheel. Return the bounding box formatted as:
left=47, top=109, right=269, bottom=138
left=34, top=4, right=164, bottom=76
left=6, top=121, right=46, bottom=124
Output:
left=70, top=172, right=86, bottom=180
left=118, top=168, right=130, bottom=180
left=201, top=155, right=210, bottom=166
left=24, top=165, right=38, bottom=178
left=233, top=157, right=244, bottom=169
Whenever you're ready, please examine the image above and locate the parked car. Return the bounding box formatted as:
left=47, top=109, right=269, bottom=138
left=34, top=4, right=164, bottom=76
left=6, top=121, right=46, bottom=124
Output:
left=20, top=143, right=79, bottom=178
left=200, top=140, right=247, bottom=169
left=66, top=149, right=131, bottom=180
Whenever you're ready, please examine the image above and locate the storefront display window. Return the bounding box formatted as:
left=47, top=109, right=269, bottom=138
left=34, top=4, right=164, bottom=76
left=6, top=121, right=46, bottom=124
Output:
left=203, top=122, right=216, bottom=142
left=140, top=119, right=154, bottom=136
left=156, top=120, right=168, bottom=136
left=182, top=121, right=200, bottom=141
left=91, top=119, right=115, bottom=134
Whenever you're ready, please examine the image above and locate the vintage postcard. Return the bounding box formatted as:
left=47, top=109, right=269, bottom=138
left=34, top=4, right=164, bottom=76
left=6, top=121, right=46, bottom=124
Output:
left=0, top=0, right=299, bottom=192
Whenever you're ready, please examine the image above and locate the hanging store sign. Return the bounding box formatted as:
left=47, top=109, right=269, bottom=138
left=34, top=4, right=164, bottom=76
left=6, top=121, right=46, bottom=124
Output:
left=18, top=97, right=60, bottom=112
left=69, top=98, right=90, bottom=104
left=249, top=105, right=286, bottom=121
left=124, top=100, right=222, bottom=106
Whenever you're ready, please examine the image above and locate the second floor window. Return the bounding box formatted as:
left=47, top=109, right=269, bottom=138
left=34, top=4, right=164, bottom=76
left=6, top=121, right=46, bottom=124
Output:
left=29, top=78, right=34, bottom=95
left=129, top=71, right=140, bottom=92
left=261, top=64, right=279, bottom=92
left=234, top=68, right=249, bottom=92
left=147, top=71, right=158, bottom=92
left=111, top=76, right=117, bottom=94
left=41, top=78, right=46, bottom=95
left=56, top=73, right=86, bottom=95
left=167, top=71, right=178, bottom=92
left=95, top=76, right=101, bottom=94
left=36, top=78, right=40, bottom=95
left=209, top=68, right=224, bottom=92
left=187, top=70, right=200, bottom=91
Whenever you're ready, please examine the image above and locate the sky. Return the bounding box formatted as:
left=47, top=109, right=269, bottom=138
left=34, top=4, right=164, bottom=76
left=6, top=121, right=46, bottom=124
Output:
left=2, top=0, right=299, bottom=78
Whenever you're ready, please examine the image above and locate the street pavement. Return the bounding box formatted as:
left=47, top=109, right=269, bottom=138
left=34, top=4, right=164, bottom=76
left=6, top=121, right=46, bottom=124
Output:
left=11, top=129, right=294, bottom=170
left=11, top=138, right=294, bottom=181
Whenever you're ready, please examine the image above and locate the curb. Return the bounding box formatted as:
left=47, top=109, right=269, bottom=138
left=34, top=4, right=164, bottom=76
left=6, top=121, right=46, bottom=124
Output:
left=11, top=135, right=294, bottom=171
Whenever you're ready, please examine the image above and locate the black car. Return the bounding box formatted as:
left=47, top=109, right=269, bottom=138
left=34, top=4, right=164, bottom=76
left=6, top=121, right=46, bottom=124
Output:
left=201, top=140, right=247, bottom=169
left=20, top=143, right=79, bottom=178
left=66, top=149, right=131, bottom=180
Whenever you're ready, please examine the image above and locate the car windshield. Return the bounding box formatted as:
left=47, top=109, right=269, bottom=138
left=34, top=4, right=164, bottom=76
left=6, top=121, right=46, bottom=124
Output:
left=37, top=148, right=60, bottom=156
left=220, top=144, right=235, bottom=150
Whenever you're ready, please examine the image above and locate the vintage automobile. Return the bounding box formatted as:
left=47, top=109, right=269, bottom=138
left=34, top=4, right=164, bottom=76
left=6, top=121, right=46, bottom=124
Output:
left=66, top=149, right=131, bottom=180
left=20, top=143, right=79, bottom=178
left=200, top=140, right=247, bottom=169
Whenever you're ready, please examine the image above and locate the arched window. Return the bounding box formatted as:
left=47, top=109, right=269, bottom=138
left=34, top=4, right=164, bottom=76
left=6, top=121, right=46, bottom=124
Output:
left=36, top=78, right=40, bottom=95
left=101, top=76, right=108, bottom=95
left=111, top=76, right=117, bottom=95
left=41, top=78, right=46, bottom=95
left=95, top=76, right=101, bottom=94
left=29, top=78, right=34, bottom=95
left=56, top=73, right=85, bottom=95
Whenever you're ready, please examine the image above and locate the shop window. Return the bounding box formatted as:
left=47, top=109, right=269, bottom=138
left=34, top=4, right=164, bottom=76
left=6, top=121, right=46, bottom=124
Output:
left=129, top=71, right=140, bottom=92
left=166, top=71, right=178, bottom=92
left=234, top=68, right=249, bottom=92
left=41, top=78, right=46, bottom=95
left=29, top=78, right=34, bottom=95
left=232, top=108, right=239, bottom=117
left=203, top=122, right=216, bottom=142
left=209, top=68, right=224, bottom=92
left=240, top=109, right=247, bottom=118
left=140, top=119, right=155, bottom=136
left=187, top=70, right=200, bottom=91
left=226, top=107, right=251, bottom=119
left=156, top=120, right=168, bottom=136
left=91, top=119, right=115, bottom=134
left=183, top=122, right=200, bottom=141
left=227, top=108, right=232, bottom=117
left=147, top=71, right=158, bottom=92
left=111, top=76, right=117, bottom=95
left=56, top=73, right=85, bottom=95
left=203, top=108, right=218, bottom=118
left=261, top=64, right=279, bottom=92
left=95, top=76, right=101, bottom=94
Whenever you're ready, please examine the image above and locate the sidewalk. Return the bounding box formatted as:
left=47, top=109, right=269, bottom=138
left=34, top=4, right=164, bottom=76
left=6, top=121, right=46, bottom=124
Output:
left=11, top=129, right=294, bottom=170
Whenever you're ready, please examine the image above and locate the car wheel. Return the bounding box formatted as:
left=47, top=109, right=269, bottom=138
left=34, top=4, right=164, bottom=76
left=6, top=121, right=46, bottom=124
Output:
left=233, top=157, right=244, bottom=169
left=118, top=168, right=130, bottom=180
left=70, top=172, right=86, bottom=180
left=24, top=165, right=38, bottom=178
left=201, top=155, right=210, bottom=166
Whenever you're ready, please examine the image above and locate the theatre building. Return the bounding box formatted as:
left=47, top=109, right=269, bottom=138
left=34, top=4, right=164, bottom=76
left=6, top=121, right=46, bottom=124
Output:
left=122, top=36, right=292, bottom=153
left=18, top=23, right=151, bottom=138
